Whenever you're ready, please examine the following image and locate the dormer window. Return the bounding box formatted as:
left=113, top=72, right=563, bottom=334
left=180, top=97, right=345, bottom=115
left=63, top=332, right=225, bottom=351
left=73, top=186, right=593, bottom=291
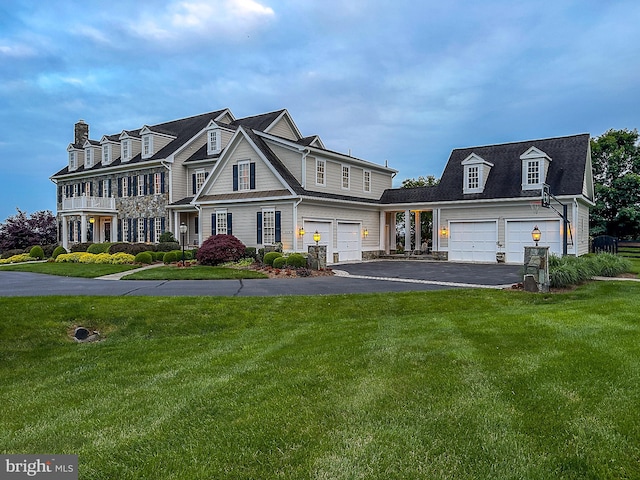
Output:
left=122, top=139, right=130, bottom=161
left=462, top=153, right=493, bottom=194
left=142, top=135, right=153, bottom=158
left=102, top=144, right=111, bottom=165
left=520, top=147, right=552, bottom=190
left=85, top=148, right=93, bottom=168
left=69, top=151, right=77, bottom=171
left=207, top=129, right=220, bottom=154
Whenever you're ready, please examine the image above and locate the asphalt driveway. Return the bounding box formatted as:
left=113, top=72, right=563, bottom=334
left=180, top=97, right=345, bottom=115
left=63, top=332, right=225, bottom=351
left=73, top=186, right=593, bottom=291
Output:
left=0, top=260, right=522, bottom=297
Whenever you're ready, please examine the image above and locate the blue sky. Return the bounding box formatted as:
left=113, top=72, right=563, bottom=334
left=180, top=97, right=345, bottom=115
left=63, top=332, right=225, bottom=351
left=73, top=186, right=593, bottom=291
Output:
left=1, top=0, right=639, bottom=222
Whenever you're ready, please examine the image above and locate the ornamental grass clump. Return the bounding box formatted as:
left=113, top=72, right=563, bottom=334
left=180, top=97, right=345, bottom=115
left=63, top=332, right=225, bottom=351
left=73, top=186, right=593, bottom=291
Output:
left=197, top=234, right=246, bottom=266
left=549, top=253, right=632, bottom=288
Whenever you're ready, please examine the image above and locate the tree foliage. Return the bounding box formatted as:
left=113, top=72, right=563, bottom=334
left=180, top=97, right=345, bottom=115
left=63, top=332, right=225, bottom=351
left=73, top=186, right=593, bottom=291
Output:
left=394, top=176, right=439, bottom=250
left=0, top=209, right=57, bottom=252
left=400, top=175, right=440, bottom=188
left=590, top=129, right=640, bottom=238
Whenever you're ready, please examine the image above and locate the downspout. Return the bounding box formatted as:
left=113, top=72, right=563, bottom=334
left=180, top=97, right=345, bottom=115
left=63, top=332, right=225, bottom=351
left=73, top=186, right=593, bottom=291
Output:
left=301, top=149, right=308, bottom=188
left=195, top=204, right=202, bottom=246
left=161, top=160, right=173, bottom=231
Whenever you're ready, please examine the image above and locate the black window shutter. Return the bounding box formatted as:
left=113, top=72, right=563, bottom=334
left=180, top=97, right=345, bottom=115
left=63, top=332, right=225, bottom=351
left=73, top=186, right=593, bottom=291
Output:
left=98, top=180, right=103, bottom=197
left=143, top=175, right=148, bottom=195
left=57, top=186, right=62, bottom=203
left=81, top=182, right=85, bottom=194
left=161, top=172, right=165, bottom=193
left=149, top=218, right=154, bottom=242
left=128, top=177, right=132, bottom=197
left=275, top=211, right=281, bottom=242
left=192, top=174, right=197, bottom=195
left=118, top=178, right=122, bottom=197
left=117, top=221, right=122, bottom=242
left=250, top=163, right=256, bottom=190
left=108, top=179, right=112, bottom=196
left=127, top=218, right=132, bottom=242
left=161, top=217, right=165, bottom=234
left=211, top=213, right=216, bottom=235
left=233, top=165, right=239, bottom=191
left=132, top=176, right=138, bottom=196
left=90, top=182, right=94, bottom=196
left=143, top=218, right=148, bottom=242
left=195, top=216, right=199, bottom=235
left=149, top=174, right=154, bottom=194
left=257, top=212, right=262, bottom=244
left=227, top=213, right=233, bottom=236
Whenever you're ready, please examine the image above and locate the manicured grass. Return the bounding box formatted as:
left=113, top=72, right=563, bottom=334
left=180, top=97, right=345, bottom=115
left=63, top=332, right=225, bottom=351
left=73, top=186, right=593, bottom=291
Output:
left=1, top=283, right=640, bottom=479
left=122, top=265, right=269, bottom=280
left=0, top=262, right=138, bottom=278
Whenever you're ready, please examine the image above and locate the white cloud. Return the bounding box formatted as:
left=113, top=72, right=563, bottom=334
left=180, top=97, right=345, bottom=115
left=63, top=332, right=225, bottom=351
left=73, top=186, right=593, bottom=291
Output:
left=0, top=43, right=36, bottom=58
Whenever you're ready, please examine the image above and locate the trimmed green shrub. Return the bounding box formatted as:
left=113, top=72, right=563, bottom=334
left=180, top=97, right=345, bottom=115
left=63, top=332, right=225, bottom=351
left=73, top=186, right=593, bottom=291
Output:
left=109, top=243, right=149, bottom=255
left=152, top=251, right=166, bottom=262
left=52, top=246, right=67, bottom=259
left=135, top=251, right=153, bottom=264
left=272, top=256, right=287, bottom=269
left=157, top=242, right=180, bottom=252
left=70, top=242, right=93, bottom=253
left=196, top=235, right=247, bottom=266
left=286, top=253, right=306, bottom=268
left=171, top=249, right=192, bottom=261
left=159, top=231, right=177, bottom=243
left=263, top=251, right=283, bottom=266
left=244, top=247, right=257, bottom=259
left=29, top=245, right=44, bottom=259
left=87, top=243, right=111, bottom=254
left=163, top=251, right=178, bottom=264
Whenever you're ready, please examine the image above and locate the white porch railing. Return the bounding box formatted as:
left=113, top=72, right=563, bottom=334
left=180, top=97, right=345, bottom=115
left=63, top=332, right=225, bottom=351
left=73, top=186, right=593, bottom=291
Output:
left=61, top=195, right=116, bottom=211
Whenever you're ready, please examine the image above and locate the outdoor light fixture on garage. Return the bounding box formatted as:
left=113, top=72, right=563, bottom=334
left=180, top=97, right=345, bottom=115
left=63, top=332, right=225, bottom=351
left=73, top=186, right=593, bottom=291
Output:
left=532, top=225, right=541, bottom=246
left=313, top=230, right=321, bottom=245
left=363, top=227, right=368, bottom=238
left=440, top=226, right=448, bottom=237
left=298, top=227, right=305, bottom=237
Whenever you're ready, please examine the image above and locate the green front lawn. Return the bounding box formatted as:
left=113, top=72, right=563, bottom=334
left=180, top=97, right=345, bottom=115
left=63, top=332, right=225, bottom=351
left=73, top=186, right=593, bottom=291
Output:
left=122, top=265, right=268, bottom=280
left=1, top=282, right=640, bottom=479
left=0, top=262, right=138, bottom=278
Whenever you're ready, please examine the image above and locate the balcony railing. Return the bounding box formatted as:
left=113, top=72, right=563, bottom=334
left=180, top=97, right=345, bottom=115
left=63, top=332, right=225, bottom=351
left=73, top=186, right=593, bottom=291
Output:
left=61, top=195, right=116, bottom=212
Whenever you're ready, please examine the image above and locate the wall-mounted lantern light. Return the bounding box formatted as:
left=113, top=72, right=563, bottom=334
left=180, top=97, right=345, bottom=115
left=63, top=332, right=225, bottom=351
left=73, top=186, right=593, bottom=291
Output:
left=298, top=227, right=305, bottom=237
left=440, top=226, right=448, bottom=237
left=89, top=217, right=95, bottom=224
left=313, top=230, right=321, bottom=245
left=363, top=228, right=369, bottom=238
left=531, top=225, right=541, bottom=246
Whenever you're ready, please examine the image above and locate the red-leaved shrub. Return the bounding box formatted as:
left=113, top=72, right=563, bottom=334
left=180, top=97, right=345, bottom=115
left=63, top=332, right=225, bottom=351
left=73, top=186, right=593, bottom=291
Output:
left=196, top=234, right=246, bottom=266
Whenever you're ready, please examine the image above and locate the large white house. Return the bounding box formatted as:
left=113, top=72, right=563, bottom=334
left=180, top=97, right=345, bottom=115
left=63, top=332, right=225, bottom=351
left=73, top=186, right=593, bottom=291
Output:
left=50, top=108, right=594, bottom=264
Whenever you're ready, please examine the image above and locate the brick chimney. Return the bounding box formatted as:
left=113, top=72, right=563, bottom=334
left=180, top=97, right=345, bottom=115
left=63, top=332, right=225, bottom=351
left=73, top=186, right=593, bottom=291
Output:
left=74, top=119, right=89, bottom=146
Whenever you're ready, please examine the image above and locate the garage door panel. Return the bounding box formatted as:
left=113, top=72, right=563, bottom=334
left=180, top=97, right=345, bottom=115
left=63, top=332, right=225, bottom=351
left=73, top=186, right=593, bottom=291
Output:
left=337, top=222, right=361, bottom=262
left=506, top=220, right=561, bottom=263
left=449, top=222, right=497, bottom=263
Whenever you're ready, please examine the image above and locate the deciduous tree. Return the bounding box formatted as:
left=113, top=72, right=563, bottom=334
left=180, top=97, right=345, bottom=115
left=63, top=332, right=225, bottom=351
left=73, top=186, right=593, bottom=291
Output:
left=0, top=209, right=57, bottom=252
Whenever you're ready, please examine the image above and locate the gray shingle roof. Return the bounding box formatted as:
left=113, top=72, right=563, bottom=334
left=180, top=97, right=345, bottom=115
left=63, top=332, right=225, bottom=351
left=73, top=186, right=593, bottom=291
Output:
left=380, top=134, right=590, bottom=204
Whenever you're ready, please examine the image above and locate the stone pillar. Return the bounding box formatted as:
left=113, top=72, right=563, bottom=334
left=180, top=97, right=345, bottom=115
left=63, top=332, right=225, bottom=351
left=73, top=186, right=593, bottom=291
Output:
left=308, top=245, right=326, bottom=270
left=523, top=246, right=550, bottom=293
left=404, top=209, right=411, bottom=253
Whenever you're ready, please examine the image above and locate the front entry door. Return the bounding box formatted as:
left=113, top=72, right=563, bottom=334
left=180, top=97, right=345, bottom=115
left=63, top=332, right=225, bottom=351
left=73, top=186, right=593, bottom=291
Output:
left=104, top=221, right=111, bottom=242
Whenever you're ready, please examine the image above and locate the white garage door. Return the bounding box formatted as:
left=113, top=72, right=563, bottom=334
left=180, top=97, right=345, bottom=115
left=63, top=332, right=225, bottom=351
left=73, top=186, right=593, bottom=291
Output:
left=303, top=221, right=333, bottom=262
left=506, top=220, right=562, bottom=263
left=337, top=222, right=361, bottom=262
left=449, top=221, right=497, bottom=263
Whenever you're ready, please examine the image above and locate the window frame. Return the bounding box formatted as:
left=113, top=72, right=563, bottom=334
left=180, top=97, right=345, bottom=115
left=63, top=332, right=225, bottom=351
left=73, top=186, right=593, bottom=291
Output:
left=69, top=151, right=77, bottom=170
left=138, top=218, right=146, bottom=243
left=467, top=165, right=479, bottom=190
left=526, top=160, right=540, bottom=186
left=363, top=170, right=371, bottom=193
left=102, top=144, right=111, bottom=165
left=342, top=164, right=350, bottom=190
left=195, top=169, right=206, bottom=193
left=262, top=208, right=275, bottom=245
left=142, top=135, right=153, bottom=158
left=122, top=219, right=129, bottom=242
left=121, top=177, right=129, bottom=198
left=238, top=161, right=251, bottom=191
left=207, top=129, right=219, bottom=154
left=122, top=139, right=130, bottom=161
left=316, top=158, right=326, bottom=186
left=154, top=173, right=162, bottom=194
left=85, top=148, right=93, bottom=168
left=216, top=210, right=228, bottom=235
left=138, top=175, right=145, bottom=196
left=154, top=218, right=163, bottom=243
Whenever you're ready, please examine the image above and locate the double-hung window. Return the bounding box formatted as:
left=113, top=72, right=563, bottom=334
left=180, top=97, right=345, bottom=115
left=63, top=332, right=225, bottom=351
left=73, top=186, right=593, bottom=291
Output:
left=121, top=177, right=129, bottom=198
left=102, top=180, right=109, bottom=198
left=138, top=175, right=145, bottom=196
left=142, top=136, right=152, bottom=157
left=69, top=152, right=77, bottom=170
left=103, top=144, right=111, bottom=164
left=122, top=140, right=130, bottom=161
left=467, top=166, right=479, bottom=190
left=195, top=170, right=206, bottom=193
left=85, top=148, right=93, bottom=168
left=527, top=160, right=540, bottom=186
left=238, top=161, right=250, bottom=191
left=154, top=219, right=163, bottom=243
left=138, top=218, right=146, bottom=243
left=262, top=209, right=275, bottom=244
left=154, top=173, right=162, bottom=194
left=122, top=219, right=129, bottom=242
left=316, top=159, right=325, bottom=185
left=208, top=130, right=219, bottom=154
left=216, top=211, right=228, bottom=235
left=342, top=165, right=350, bottom=189
left=363, top=170, right=371, bottom=193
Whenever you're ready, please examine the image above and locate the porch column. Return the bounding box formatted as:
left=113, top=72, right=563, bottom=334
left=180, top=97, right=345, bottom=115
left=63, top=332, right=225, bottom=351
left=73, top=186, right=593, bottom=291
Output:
left=61, top=215, right=69, bottom=250
left=404, top=209, right=411, bottom=253
left=173, top=211, right=180, bottom=237
left=379, top=211, right=386, bottom=254
left=111, top=215, right=118, bottom=242
left=414, top=211, right=421, bottom=251
left=81, top=216, right=88, bottom=243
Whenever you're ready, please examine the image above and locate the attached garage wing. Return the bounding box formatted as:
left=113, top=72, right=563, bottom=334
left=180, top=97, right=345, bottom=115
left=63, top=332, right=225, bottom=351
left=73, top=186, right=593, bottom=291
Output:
left=303, top=220, right=333, bottom=263
left=337, top=222, right=361, bottom=262
left=449, top=221, right=497, bottom=263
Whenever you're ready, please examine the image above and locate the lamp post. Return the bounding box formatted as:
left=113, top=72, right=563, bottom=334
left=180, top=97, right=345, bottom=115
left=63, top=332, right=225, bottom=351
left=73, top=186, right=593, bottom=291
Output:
left=531, top=225, right=541, bottom=246
left=313, top=230, right=321, bottom=245
left=179, top=222, right=188, bottom=266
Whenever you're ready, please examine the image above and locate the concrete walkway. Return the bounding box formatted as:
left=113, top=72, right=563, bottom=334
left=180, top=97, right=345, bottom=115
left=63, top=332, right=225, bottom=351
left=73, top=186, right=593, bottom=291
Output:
left=97, top=262, right=165, bottom=280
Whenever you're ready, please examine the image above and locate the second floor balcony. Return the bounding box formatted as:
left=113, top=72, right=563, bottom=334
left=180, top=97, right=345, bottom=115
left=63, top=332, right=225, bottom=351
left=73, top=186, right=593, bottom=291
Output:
left=61, top=195, right=116, bottom=212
